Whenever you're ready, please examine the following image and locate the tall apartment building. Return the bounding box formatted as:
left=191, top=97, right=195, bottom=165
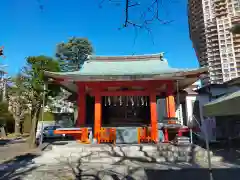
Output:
left=188, top=0, right=240, bottom=85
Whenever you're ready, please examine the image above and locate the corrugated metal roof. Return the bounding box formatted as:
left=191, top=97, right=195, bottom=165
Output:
left=203, top=90, right=240, bottom=116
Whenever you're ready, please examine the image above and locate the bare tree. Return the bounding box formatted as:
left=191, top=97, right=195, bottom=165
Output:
left=99, top=0, right=173, bottom=30
left=8, top=74, right=29, bottom=135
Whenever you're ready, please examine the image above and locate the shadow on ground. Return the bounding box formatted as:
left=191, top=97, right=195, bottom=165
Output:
left=0, top=140, right=11, bottom=146
left=57, top=144, right=202, bottom=179
left=145, top=168, right=240, bottom=180
left=0, top=138, right=26, bottom=147
left=0, top=153, right=40, bottom=180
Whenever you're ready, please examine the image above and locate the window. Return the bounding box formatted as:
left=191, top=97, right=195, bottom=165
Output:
left=223, top=64, right=229, bottom=68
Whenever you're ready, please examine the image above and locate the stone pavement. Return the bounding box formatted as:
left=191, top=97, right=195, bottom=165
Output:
left=1, top=142, right=240, bottom=180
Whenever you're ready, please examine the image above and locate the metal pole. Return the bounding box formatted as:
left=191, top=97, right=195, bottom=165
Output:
left=39, top=83, right=46, bottom=146
left=203, top=124, right=213, bottom=180
left=193, top=115, right=213, bottom=180
left=190, top=128, right=193, bottom=144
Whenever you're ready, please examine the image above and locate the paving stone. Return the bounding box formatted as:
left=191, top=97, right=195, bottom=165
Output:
left=141, top=145, right=157, bottom=152
left=156, top=157, right=166, bottom=163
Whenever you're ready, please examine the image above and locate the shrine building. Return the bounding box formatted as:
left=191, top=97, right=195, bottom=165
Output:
left=44, top=53, right=207, bottom=144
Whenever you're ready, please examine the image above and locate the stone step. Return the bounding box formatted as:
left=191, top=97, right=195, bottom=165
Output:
left=51, top=144, right=159, bottom=153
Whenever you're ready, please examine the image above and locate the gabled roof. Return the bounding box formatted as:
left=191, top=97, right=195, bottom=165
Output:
left=79, top=53, right=177, bottom=76
left=44, top=53, right=208, bottom=92
left=45, top=53, right=207, bottom=79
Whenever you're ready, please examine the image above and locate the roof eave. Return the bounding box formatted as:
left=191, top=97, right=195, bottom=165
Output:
left=44, top=67, right=207, bottom=82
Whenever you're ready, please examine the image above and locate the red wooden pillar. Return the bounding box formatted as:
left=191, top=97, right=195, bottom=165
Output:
left=94, top=90, right=102, bottom=139
left=77, top=83, right=86, bottom=127
left=166, top=82, right=176, bottom=118
left=150, top=93, right=158, bottom=143
left=166, top=95, right=176, bottom=118
left=165, top=82, right=176, bottom=142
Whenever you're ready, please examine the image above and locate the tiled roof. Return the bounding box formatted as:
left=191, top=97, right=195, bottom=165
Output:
left=80, top=54, right=178, bottom=76
left=46, top=53, right=205, bottom=77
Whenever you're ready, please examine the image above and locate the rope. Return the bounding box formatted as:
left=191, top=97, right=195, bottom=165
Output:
left=176, top=80, right=180, bottom=107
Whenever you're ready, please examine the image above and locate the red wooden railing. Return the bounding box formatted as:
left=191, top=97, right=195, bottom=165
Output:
left=137, top=127, right=152, bottom=143
left=97, top=128, right=116, bottom=144
left=54, top=127, right=90, bottom=143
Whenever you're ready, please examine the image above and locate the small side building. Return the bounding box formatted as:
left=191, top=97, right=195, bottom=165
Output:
left=180, top=77, right=240, bottom=142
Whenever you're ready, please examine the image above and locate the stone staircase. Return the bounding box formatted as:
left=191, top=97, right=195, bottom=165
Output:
left=33, top=142, right=225, bottom=167
left=34, top=143, right=197, bottom=165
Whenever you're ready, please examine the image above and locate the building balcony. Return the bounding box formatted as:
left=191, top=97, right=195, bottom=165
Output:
left=231, top=17, right=240, bottom=24
left=209, top=43, right=219, bottom=48
left=215, top=6, right=227, bottom=11
left=208, top=53, right=220, bottom=58
left=206, top=28, right=218, bottom=33
left=233, top=42, right=240, bottom=47
left=210, top=61, right=222, bottom=66
left=235, top=58, right=240, bottom=62
left=233, top=38, right=240, bottom=43
left=215, top=12, right=228, bottom=17
left=214, top=0, right=226, bottom=3
left=211, top=69, right=222, bottom=73
left=207, top=23, right=216, bottom=28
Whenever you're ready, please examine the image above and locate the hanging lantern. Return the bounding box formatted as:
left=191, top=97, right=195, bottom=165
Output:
left=136, top=96, right=139, bottom=106
left=114, top=96, right=117, bottom=106
left=108, top=96, right=111, bottom=106
left=131, top=96, right=134, bottom=106
left=119, top=96, right=123, bottom=106
left=141, top=96, right=144, bottom=106
left=104, top=96, right=107, bottom=106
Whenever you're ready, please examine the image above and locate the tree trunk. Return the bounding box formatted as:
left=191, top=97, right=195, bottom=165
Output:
left=28, top=108, right=40, bottom=148
left=0, top=127, right=6, bottom=139
left=14, top=118, right=21, bottom=136
left=20, top=121, right=23, bottom=134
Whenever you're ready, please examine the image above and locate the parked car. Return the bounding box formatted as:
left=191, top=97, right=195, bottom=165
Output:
left=42, top=125, right=63, bottom=140
left=36, top=125, right=64, bottom=145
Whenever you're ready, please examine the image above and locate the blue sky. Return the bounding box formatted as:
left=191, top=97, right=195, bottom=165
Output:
left=0, top=0, right=198, bottom=76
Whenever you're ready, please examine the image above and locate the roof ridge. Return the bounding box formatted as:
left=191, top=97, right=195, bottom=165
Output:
left=87, top=52, right=166, bottom=62
left=88, top=52, right=164, bottom=58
